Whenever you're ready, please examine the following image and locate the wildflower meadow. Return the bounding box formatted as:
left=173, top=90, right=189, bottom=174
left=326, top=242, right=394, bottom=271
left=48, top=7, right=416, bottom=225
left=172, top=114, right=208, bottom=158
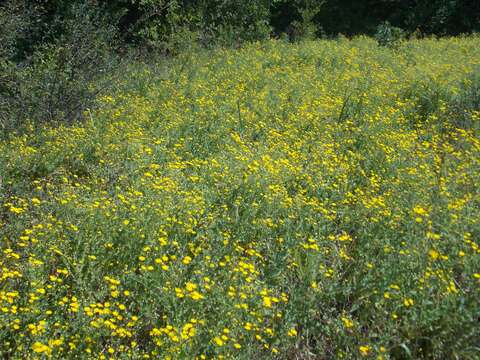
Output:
left=1, top=36, right=480, bottom=359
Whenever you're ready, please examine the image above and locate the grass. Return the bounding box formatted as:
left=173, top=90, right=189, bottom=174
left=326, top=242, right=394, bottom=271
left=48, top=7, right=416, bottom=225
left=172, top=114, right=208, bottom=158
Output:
left=1, top=36, right=480, bottom=359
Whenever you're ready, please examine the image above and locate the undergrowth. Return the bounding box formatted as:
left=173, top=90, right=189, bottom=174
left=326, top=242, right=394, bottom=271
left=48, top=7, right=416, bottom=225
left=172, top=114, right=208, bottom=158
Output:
left=1, top=36, right=479, bottom=359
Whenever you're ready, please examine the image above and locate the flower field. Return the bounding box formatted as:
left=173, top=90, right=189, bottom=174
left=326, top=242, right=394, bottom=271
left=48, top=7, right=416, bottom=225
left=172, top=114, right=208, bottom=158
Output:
left=1, top=36, right=480, bottom=359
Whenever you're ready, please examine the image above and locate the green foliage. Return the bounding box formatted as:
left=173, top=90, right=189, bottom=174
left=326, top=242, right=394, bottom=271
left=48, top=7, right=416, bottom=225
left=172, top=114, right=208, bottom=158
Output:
left=194, top=0, right=273, bottom=44
left=2, top=0, right=479, bottom=59
left=315, top=0, right=480, bottom=36
left=113, top=0, right=273, bottom=51
left=0, top=1, right=119, bottom=136
left=286, top=0, right=325, bottom=41
left=1, top=36, right=479, bottom=359
left=404, top=0, right=480, bottom=35
left=375, top=21, right=406, bottom=48
left=1, top=0, right=479, bottom=136
left=0, top=1, right=43, bottom=61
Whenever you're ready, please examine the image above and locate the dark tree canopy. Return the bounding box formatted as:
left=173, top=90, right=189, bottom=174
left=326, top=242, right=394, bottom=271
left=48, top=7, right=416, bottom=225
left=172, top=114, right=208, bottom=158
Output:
left=2, top=0, right=479, bottom=58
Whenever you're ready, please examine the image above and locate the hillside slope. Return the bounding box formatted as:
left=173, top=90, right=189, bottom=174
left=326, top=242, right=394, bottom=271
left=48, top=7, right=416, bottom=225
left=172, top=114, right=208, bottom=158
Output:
left=1, top=37, right=480, bottom=359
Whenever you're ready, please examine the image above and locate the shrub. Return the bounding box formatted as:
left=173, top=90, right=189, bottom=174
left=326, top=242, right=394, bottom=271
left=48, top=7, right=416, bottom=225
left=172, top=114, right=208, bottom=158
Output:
left=0, top=0, right=45, bottom=62
left=272, top=0, right=325, bottom=42
left=117, top=0, right=273, bottom=52
left=375, top=21, right=406, bottom=48
left=0, top=1, right=119, bottom=137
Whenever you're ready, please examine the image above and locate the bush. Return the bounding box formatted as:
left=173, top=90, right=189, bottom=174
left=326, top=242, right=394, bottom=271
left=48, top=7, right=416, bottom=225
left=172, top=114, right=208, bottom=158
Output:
left=0, top=0, right=45, bottom=62
left=116, top=0, right=273, bottom=52
left=287, top=0, right=325, bottom=41
left=375, top=21, right=406, bottom=48
left=0, top=1, right=119, bottom=137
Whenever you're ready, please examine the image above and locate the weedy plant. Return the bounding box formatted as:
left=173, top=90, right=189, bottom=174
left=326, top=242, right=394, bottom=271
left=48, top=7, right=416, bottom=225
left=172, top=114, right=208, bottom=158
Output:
left=0, top=36, right=479, bottom=359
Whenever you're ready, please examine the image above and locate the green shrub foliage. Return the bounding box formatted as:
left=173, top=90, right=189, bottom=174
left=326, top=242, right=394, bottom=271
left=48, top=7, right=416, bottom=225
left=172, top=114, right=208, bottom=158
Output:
left=3, top=0, right=478, bottom=56
left=0, top=1, right=119, bottom=136
left=375, top=21, right=406, bottom=48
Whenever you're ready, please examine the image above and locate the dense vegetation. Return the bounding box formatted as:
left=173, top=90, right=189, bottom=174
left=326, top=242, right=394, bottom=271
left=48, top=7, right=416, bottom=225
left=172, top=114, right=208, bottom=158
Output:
left=1, top=0, right=480, bottom=358
left=1, top=36, right=480, bottom=358
left=1, top=0, right=479, bottom=135
left=4, top=0, right=480, bottom=51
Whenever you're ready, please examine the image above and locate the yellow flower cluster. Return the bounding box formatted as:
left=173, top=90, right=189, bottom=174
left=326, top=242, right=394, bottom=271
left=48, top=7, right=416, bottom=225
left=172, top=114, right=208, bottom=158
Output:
left=1, top=36, right=480, bottom=358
